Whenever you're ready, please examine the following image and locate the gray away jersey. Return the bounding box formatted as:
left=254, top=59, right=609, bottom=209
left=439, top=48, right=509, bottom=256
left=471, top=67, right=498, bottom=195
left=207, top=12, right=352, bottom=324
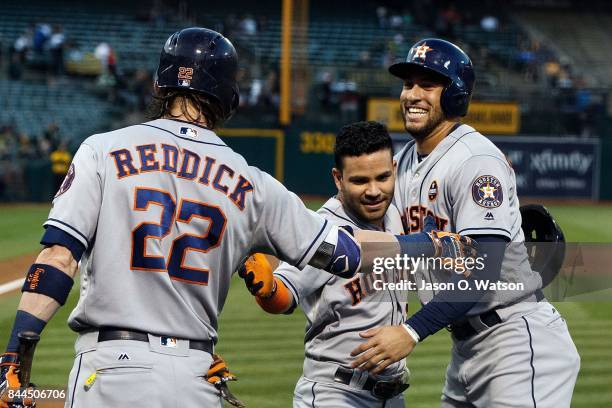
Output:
left=274, top=197, right=408, bottom=376
left=45, top=119, right=332, bottom=342
left=393, top=124, right=542, bottom=315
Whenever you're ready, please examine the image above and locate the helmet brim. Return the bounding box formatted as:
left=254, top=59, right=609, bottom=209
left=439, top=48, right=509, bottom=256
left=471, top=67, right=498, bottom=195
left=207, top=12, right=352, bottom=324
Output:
left=388, top=62, right=450, bottom=84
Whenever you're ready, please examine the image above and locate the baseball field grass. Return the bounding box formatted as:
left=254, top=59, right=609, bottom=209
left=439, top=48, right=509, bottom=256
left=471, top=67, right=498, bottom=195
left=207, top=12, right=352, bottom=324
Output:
left=1, top=202, right=611, bottom=407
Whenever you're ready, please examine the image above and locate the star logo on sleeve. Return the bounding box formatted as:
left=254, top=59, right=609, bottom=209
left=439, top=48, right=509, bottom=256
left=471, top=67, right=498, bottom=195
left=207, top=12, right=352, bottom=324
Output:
left=472, top=175, right=503, bottom=208
left=480, top=183, right=497, bottom=199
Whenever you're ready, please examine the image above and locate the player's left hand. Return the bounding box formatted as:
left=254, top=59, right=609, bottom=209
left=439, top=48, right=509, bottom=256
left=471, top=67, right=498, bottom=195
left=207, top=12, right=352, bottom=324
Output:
left=238, top=253, right=275, bottom=298
left=206, top=354, right=245, bottom=408
left=350, top=326, right=416, bottom=375
left=0, top=353, right=35, bottom=408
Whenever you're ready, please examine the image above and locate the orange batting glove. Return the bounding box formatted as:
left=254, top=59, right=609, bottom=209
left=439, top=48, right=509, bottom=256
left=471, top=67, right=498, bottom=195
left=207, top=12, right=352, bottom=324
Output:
left=238, top=253, right=275, bottom=298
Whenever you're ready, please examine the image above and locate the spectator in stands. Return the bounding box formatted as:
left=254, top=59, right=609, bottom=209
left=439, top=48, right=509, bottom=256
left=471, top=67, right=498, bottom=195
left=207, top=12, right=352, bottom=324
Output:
left=239, top=14, right=258, bottom=36
left=516, top=40, right=537, bottom=81
left=376, top=6, right=388, bottom=28
left=50, top=140, right=72, bottom=193
left=413, top=0, right=435, bottom=28
left=49, top=25, right=65, bottom=76
left=389, top=12, right=404, bottom=29
left=8, top=53, right=23, bottom=80
left=0, top=126, right=15, bottom=160
left=13, top=27, right=33, bottom=63
left=317, top=71, right=334, bottom=109
left=402, top=9, right=414, bottom=28
left=17, top=133, right=36, bottom=160
left=356, top=51, right=374, bottom=68
left=480, top=15, right=499, bottom=32
left=43, top=123, right=60, bottom=148
left=149, top=0, right=166, bottom=27
left=259, top=70, right=280, bottom=109
left=131, top=69, right=153, bottom=112
left=338, top=81, right=359, bottom=123
left=33, top=23, right=52, bottom=54
left=544, top=59, right=561, bottom=88
left=223, top=14, right=239, bottom=38
left=236, top=67, right=251, bottom=108
left=94, top=42, right=117, bottom=78
left=37, top=133, right=53, bottom=158
left=435, top=4, right=461, bottom=40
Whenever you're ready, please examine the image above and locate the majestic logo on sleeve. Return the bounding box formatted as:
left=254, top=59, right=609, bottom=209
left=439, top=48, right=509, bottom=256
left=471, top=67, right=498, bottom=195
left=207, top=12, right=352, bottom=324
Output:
left=428, top=180, right=438, bottom=201
left=55, top=163, right=75, bottom=198
left=472, top=175, right=503, bottom=208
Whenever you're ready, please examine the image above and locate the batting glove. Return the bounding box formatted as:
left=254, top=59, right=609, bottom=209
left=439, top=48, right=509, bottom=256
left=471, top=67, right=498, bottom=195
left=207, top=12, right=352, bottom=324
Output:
left=238, top=253, right=275, bottom=298
left=206, top=354, right=245, bottom=408
left=0, top=353, right=35, bottom=408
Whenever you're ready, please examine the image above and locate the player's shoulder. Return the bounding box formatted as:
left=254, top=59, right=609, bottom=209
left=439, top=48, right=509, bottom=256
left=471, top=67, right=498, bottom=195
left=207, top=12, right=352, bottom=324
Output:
left=316, top=197, right=357, bottom=227
left=393, top=138, right=416, bottom=163
left=79, top=123, right=150, bottom=151
left=383, top=203, right=404, bottom=234
left=450, top=124, right=508, bottom=164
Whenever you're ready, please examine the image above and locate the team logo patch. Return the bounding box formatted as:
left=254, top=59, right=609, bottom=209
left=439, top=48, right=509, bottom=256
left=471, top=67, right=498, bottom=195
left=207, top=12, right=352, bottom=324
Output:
left=55, top=163, right=75, bottom=198
left=428, top=180, right=438, bottom=201
left=471, top=175, right=503, bottom=208
left=413, top=43, right=432, bottom=60
left=180, top=127, right=198, bottom=138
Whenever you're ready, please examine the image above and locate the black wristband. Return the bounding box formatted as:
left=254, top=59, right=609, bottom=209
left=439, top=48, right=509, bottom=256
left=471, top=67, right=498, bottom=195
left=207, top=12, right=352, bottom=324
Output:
left=22, top=263, right=74, bottom=306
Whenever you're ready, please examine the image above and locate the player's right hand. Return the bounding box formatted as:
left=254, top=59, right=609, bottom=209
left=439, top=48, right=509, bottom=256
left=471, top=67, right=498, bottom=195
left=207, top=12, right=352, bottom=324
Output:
left=238, top=253, right=275, bottom=298
left=0, top=353, right=35, bottom=408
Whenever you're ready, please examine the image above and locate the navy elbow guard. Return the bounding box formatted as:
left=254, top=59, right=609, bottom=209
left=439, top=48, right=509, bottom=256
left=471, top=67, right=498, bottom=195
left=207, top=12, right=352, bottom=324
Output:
left=310, top=227, right=361, bottom=278
left=22, top=263, right=74, bottom=306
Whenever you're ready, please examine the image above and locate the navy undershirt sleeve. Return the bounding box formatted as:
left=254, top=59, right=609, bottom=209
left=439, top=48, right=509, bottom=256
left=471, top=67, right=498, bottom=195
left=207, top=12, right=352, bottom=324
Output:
left=395, top=232, right=436, bottom=258
left=405, top=234, right=509, bottom=341
left=40, top=225, right=86, bottom=261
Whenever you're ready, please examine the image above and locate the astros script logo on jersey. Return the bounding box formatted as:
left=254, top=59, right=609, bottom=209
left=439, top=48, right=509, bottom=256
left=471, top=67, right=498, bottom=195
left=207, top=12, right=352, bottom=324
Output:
left=472, top=175, right=503, bottom=208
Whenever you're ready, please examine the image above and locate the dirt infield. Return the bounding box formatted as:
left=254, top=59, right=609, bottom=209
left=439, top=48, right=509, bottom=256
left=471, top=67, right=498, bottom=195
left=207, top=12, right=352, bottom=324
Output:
left=0, top=252, right=38, bottom=291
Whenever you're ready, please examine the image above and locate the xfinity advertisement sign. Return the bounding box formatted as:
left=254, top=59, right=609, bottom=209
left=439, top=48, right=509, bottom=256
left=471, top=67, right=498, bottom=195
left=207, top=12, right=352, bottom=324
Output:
left=494, top=137, right=600, bottom=199
left=390, top=134, right=600, bottom=199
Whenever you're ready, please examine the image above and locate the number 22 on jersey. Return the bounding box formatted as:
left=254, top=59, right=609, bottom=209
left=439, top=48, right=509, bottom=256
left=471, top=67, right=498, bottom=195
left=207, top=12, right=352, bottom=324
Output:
left=130, top=187, right=227, bottom=285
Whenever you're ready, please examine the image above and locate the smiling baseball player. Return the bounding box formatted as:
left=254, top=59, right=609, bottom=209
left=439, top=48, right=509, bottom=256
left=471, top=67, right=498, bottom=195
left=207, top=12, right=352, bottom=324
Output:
left=350, top=38, right=580, bottom=407
left=239, top=121, right=481, bottom=407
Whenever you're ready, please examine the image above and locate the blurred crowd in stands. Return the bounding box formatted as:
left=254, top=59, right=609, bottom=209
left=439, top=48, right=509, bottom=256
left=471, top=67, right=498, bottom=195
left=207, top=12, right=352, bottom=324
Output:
left=0, top=0, right=607, bottom=163
left=0, top=123, right=71, bottom=200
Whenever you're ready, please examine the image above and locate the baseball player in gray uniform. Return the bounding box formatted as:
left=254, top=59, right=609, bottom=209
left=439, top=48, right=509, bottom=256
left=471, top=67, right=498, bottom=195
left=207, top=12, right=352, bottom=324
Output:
left=351, top=38, right=580, bottom=407
left=0, top=28, right=377, bottom=408
left=239, top=121, right=410, bottom=407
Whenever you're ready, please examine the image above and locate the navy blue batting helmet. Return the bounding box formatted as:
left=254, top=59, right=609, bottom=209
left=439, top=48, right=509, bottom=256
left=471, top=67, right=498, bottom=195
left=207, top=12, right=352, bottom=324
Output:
left=155, top=27, right=239, bottom=122
left=389, top=38, right=475, bottom=117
